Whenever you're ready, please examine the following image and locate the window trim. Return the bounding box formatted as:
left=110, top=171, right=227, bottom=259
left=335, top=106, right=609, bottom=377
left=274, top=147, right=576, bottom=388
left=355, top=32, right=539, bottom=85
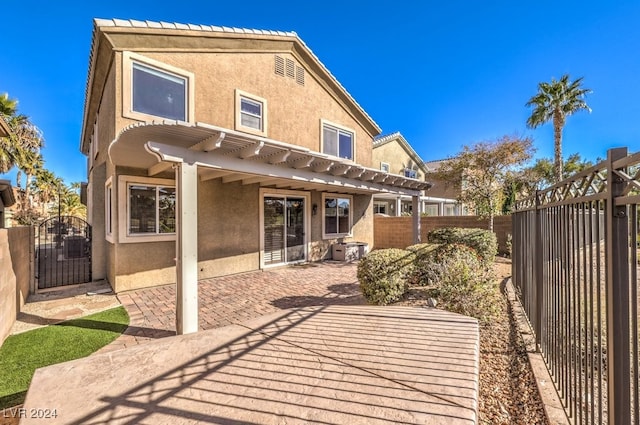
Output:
left=320, top=119, right=356, bottom=162
left=122, top=51, right=195, bottom=123
left=235, top=89, right=268, bottom=137
left=380, top=162, right=390, bottom=172
left=321, top=193, right=353, bottom=239
left=117, top=175, right=176, bottom=243
left=105, top=177, right=114, bottom=243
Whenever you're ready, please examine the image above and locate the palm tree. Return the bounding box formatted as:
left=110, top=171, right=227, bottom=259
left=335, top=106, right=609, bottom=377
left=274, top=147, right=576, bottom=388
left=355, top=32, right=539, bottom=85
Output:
left=31, top=169, right=62, bottom=217
left=525, top=74, right=592, bottom=182
left=0, top=93, right=44, bottom=175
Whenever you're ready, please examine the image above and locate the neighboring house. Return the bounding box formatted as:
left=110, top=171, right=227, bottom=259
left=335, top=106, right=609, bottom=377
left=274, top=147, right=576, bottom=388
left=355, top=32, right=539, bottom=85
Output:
left=372, top=132, right=462, bottom=216
left=80, top=19, right=429, bottom=333
left=423, top=159, right=467, bottom=216
left=0, top=180, right=16, bottom=228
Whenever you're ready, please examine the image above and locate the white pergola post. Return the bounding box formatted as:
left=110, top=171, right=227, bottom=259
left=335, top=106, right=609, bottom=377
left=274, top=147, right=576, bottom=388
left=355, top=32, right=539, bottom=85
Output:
left=395, top=197, right=402, bottom=217
left=412, top=195, right=421, bottom=244
left=175, top=161, right=199, bottom=335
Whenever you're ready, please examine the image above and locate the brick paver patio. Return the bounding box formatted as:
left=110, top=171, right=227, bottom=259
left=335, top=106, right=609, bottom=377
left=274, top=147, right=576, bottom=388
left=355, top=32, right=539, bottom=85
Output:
left=99, top=262, right=364, bottom=352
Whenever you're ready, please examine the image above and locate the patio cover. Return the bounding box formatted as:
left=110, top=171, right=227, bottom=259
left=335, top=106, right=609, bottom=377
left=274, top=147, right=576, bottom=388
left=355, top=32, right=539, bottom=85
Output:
left=109, top=121, right=430, bottom=334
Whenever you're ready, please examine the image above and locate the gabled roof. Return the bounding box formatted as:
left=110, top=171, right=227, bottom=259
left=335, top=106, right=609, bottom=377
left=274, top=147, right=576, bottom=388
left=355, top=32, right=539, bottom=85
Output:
left=373, top=132, right=429, bottom=174
left=81, top=18, right=382, bottom=153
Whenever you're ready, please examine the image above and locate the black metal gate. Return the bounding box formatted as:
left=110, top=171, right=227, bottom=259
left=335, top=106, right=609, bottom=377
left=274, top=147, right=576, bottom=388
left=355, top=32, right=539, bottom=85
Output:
left=36, top=216, right=91, bottom=289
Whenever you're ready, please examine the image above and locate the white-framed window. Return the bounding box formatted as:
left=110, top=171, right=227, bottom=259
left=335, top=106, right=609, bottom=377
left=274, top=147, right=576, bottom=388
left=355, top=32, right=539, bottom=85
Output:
left=122, top=52, right=194, bottom=123
left=118, top=175, right=176, bottom=243
left=373, top=201, right=387, bottom=214
left=423, top=204, right=439, bottom=216
left=444, top=204, right=457, bottom=216
left=322, top=193, right=352, bottom=238
left=321, top=120, right=355, bottom=161
left=235, top=90, right=267, bottom=136
left=105, top=177, right=113, bottom=243
left=380, top=162, right=390, bottom=172
left=404, top=168, right=418, bottom=179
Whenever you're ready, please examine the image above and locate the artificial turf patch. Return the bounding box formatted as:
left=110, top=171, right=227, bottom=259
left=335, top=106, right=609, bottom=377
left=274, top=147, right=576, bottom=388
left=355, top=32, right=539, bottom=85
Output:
left=0, top=306, right=129, bottom=409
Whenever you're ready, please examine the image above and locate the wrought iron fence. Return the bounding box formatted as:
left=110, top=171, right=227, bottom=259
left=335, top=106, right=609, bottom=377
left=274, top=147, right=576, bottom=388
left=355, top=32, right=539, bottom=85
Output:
left=513, top=147, right=640, bottom=425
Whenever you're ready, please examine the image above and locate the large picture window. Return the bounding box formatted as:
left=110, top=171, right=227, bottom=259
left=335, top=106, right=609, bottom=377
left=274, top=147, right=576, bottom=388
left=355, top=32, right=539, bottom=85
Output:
left=323, top=194, right=352, bottom=238
left=322, top=121, right=354, bottom=161
left=123, top=52, right=194, bottom=123
left=132, top=63, right=187, bottom=121
left=128, top=184, right=176, bottom=235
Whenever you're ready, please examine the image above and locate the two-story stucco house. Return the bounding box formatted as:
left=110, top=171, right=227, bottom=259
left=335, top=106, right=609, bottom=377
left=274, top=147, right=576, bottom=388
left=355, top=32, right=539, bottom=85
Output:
left=372, top=132, right=462, bottom=216
left=80, top=19, right=429, bottom=332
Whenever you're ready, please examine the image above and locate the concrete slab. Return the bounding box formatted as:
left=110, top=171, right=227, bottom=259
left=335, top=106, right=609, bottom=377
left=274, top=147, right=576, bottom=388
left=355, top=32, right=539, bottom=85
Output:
left=23, top=306, right=479, bottom=424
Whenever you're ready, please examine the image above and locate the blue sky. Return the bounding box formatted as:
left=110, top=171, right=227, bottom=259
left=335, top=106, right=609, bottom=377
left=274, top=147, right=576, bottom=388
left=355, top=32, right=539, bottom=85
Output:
left=2, top=0, right=639, bottom=185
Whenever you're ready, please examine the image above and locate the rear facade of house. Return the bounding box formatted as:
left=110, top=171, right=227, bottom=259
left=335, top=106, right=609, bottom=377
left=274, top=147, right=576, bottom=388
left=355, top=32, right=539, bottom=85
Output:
left=81, top=19, right=427, bottom=293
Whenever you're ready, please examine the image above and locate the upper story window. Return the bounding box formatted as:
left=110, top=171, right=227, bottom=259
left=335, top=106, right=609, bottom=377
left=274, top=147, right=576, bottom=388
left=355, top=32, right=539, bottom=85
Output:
left=380, top=162, right=390, bottom=172
left=235, top=90, right=267, bottom=136
left=404, top=168, right=418, bottom=179
left=123, top=52, right=194, bottom=123
left=321, top=120, right=355, bottom=161
left=133, top=63, right=186, bottom=121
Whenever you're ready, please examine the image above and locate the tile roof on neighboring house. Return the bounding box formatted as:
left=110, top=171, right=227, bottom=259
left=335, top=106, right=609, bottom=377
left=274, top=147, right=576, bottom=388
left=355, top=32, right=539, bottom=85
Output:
left=423, top=158, right=450, bottom=172
left=82, top=18, right=382, bottom=151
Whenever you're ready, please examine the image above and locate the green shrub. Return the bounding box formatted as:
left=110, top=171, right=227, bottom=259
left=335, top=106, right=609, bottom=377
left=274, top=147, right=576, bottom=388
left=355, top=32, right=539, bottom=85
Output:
left=357, top=248, right=415, bottom=305
left=406, top=243, right=441, bottom=286
left=427, top=227, right=497, bottom=265
left=423, top=243, right=499, bottom=324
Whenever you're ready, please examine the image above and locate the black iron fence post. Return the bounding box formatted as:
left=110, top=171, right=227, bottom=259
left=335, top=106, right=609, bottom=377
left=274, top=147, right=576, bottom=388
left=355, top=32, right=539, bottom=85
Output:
left=605, top=147, right=631, bottom=425
left=534, top=190, right=543, bottom=349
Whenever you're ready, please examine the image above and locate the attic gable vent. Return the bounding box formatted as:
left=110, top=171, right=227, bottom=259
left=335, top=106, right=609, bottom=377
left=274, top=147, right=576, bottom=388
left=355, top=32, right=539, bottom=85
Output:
left=295, top=66, right=305, bottom=85
left=285, top=58, right=295, bottom=78
left=274, top=55, right=305, bottom=86
left=275, top=55, right=285, bottom=76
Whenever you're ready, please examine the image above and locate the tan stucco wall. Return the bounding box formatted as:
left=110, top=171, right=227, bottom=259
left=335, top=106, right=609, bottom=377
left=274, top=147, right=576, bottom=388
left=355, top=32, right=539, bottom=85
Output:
left=0, top=227, right=33, bottom=345
left=113, top=50, right=373, bottom=167
left=372, top=140, right=425, bottom=179
left=84, top=34, right=380, bottom=292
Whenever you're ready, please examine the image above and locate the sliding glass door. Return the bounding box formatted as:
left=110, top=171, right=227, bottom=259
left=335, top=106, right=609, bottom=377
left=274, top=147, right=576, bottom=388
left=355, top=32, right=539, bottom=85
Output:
left=263, top=195, right=306, bottom=266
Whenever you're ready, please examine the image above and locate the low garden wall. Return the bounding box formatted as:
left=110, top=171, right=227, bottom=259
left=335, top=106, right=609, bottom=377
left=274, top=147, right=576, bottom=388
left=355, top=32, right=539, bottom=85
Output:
left=374, top=215, right=512, bottom=254
left=0, top=226, right=34, bottom=345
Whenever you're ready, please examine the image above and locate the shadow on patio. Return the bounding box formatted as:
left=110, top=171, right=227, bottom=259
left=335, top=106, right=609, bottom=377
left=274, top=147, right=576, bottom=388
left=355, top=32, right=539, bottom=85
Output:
left=23, top=305, right=479, bottom=424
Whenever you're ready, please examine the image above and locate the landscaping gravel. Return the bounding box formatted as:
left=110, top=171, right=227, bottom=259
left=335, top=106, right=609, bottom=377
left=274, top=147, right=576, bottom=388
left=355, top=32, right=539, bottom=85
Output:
left=397, top=257, right=549, bottom=425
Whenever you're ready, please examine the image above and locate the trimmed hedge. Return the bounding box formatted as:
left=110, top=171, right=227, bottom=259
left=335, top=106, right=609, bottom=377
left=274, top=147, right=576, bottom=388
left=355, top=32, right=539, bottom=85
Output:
left=357, top=248, right=415, bottom=305
left=427, top=227, right=497, bottom=265
left=426, top=244, right=499, bottom=324
left=406, top=243, right=442, bottom=286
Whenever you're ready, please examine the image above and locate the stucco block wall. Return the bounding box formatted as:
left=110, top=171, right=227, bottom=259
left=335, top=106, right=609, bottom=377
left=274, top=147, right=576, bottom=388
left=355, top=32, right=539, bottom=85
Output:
left=0, top=227, right=33, bottom=345
left=374, top=215, right=512, bottom=254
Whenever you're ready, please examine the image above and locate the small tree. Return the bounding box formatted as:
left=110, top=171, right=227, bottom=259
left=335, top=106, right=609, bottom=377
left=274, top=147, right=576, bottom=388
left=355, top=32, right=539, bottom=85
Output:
left=434, top=135, right=534, bottom=231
